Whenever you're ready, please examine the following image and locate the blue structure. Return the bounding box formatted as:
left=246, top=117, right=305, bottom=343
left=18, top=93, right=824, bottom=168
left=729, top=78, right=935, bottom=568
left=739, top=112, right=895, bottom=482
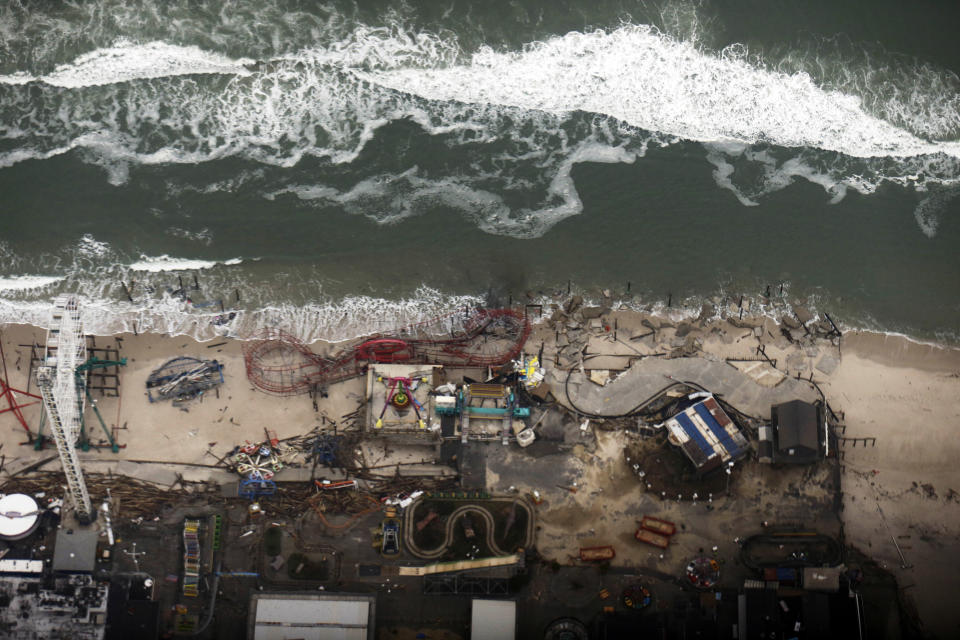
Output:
left=238, top=478, right=276, bottom=499
left=434, top=387, right=530, bottom=418
left=693, top=402, right=743, bottom=457
left=667, top=395, right=748, bottom=473
left=675, top=413, right=716, bottom=459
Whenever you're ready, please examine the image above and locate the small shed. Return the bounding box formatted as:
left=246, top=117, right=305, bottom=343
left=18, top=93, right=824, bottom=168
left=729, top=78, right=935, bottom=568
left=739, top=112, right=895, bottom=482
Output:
left=761, top=400, right=823, bottom=464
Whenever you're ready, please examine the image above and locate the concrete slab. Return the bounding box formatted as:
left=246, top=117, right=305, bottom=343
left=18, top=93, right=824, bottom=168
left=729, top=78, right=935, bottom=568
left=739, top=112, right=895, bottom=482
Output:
left=815, top=353, right=840, bottom=375
left=729, top=361, right=787, bottom=387
left=484, top=446, right=584, bottom=494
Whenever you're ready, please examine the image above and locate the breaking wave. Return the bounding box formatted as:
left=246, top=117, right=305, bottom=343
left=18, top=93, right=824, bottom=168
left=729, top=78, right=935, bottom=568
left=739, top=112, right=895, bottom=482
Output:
left=0, top=235, right=483, bottom=343
left=0, top=284, right=484, bottom=345
left=0, top=1, right=958, bottom=241
left=128, top=255, right=243, bottom=272
left=0, top=41, right=253, bottom=88
left=364, top=25, right=957, bottom=160
left=0, top=275, right=64, bottom=291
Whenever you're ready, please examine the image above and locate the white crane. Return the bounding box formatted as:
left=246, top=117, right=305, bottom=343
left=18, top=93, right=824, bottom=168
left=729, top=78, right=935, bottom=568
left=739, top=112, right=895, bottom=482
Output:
left=35, top=295, right=94, bottom=523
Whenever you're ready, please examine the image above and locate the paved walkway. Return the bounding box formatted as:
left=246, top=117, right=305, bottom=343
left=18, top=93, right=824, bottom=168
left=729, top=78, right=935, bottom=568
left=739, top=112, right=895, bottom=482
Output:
left=552, top=357, right=818, bottom=420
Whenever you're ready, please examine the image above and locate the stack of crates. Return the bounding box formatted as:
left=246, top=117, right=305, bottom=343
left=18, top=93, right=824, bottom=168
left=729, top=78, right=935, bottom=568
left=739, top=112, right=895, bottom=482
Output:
left=183, top=519, right=201, bottom=597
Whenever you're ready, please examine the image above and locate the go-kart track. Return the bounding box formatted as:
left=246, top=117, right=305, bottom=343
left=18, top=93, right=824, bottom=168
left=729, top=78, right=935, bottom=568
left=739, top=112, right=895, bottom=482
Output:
left=403, top=497, right=536, bottom=560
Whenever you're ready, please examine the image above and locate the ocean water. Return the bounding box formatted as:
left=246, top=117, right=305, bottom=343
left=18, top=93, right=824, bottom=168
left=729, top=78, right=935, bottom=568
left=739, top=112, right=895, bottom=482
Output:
left=0, top=0, right=958, bottom=343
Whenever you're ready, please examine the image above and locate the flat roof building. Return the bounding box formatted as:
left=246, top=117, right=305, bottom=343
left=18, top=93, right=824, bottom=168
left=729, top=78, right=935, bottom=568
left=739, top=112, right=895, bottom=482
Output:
left=471, top=599, right=516, bottom=640
left=53, top=527, right=99, bottom=573
left=759, top=400, right=824, bottom=464
left=248, top=592, right=375, bottom=640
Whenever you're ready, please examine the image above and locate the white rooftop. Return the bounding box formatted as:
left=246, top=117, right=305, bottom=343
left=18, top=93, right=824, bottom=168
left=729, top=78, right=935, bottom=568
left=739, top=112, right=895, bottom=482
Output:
left=251, top=593, right=374, bottom=640
left=471, top=599, right=516, bottom=640
left=0, top=559, right=43, bottom=573
left=0, top=494, right=39, bottom=539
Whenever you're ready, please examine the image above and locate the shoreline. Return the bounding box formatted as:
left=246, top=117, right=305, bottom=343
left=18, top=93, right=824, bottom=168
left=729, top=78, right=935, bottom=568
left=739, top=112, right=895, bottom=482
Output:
left=1, top=278, right=958, bottom=348
left=2, top=291, right=959, bottom=352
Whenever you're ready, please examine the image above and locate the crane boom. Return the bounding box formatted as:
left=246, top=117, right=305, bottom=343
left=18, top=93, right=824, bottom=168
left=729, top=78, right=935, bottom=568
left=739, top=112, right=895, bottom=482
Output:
left=35, top=295, right=93, bottom=523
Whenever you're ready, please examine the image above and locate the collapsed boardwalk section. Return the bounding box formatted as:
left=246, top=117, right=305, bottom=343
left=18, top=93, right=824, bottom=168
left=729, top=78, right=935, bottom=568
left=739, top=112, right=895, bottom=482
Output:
left=243, top=308, right=531, bottom=395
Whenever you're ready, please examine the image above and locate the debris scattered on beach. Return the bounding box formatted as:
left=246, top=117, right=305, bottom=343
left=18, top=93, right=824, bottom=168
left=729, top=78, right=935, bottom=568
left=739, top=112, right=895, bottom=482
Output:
left=146, top=356, right=224, bottom=404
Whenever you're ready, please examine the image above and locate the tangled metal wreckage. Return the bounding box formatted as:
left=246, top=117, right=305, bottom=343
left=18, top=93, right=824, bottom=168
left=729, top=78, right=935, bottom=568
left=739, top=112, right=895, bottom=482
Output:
left=243, top=308, right=531, bottom=395
left=146, top=356, right=224, bottom=404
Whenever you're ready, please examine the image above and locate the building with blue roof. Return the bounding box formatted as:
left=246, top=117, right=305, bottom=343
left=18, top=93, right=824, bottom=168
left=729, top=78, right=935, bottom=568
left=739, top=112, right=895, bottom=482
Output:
left=665, top=395, right=749, bottom=475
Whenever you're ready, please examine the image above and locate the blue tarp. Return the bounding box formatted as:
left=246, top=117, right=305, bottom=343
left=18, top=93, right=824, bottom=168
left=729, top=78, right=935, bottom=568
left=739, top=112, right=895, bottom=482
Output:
left=693, top=402, right=742, bottom=457
left=675, top=412, right=715, bottom=459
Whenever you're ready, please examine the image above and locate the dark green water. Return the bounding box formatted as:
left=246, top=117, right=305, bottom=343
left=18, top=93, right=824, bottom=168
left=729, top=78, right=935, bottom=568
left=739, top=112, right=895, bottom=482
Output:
left=0, top=0, right=958, bottom=341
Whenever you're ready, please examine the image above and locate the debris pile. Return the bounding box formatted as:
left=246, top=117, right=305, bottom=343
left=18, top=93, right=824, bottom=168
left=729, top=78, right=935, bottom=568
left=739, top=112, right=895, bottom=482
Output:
left=0, top=471, right=218, bottom=519
left=146, top=357, right=224, bottom=404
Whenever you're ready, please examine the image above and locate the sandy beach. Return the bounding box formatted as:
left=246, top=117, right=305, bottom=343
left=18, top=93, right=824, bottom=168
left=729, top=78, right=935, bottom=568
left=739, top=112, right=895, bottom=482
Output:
left=1, top=301, right=958, bottom=637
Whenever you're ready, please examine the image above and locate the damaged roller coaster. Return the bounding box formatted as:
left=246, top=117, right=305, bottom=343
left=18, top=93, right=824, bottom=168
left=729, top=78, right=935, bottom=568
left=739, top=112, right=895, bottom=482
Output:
left=243, top=308, right=531, bottom=396
left=146, top=356, right=225, bottom=403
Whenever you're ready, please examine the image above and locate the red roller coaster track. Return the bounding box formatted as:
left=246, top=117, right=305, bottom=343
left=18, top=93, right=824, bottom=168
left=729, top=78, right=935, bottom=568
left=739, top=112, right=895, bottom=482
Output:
left=243, top=308, right=531, bottom=396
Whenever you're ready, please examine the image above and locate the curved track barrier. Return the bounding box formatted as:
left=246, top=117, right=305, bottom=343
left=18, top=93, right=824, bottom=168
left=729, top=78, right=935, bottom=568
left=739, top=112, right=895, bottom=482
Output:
left=403, top=497, right=535, bottom=560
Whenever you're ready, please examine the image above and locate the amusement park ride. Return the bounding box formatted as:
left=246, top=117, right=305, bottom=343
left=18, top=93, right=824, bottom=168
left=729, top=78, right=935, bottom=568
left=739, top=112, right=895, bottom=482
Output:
left=34, top=296, right=96, bottom=524
left=243, top=308, right=531, bottom=396
left=374, top=375, right=429, bottom=429
left=33, top=296, right=124, bottom=524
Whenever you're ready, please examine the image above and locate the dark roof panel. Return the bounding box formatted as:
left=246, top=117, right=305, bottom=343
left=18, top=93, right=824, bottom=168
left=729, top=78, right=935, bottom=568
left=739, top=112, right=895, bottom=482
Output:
left=775, top=400, right=819, bottom=453
left=53, top=528, right=98, bottom=573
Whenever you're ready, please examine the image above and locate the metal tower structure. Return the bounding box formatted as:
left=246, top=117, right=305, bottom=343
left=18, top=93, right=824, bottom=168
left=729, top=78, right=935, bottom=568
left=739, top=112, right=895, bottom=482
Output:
left=35, top=295, right=94, bottom=523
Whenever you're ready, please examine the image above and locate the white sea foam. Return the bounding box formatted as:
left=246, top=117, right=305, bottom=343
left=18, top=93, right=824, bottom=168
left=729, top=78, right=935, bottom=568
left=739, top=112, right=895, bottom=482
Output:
left=704, top=143, right=758, bottom=207
left=704, top=143, right=851, bottom=206
left=0, top=72, right=34, bottom=85
left=165, top=227, right=213, bottom=245
left=0, top=284, right=483, bottom=344
left=363, top=25, right=960, bottom=161
left=913, top=188, right=960, bottom=239
left=127, top=255, right=243, bottom=272
left=0, top=16, right=958, bottom=240
left=269, top=136, right=639, bottom=237
left=0, top=41, right=254, bottom=88
left=0, top=276, right=64, bottom=291
left=77, top=234, right=111, bottom=258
